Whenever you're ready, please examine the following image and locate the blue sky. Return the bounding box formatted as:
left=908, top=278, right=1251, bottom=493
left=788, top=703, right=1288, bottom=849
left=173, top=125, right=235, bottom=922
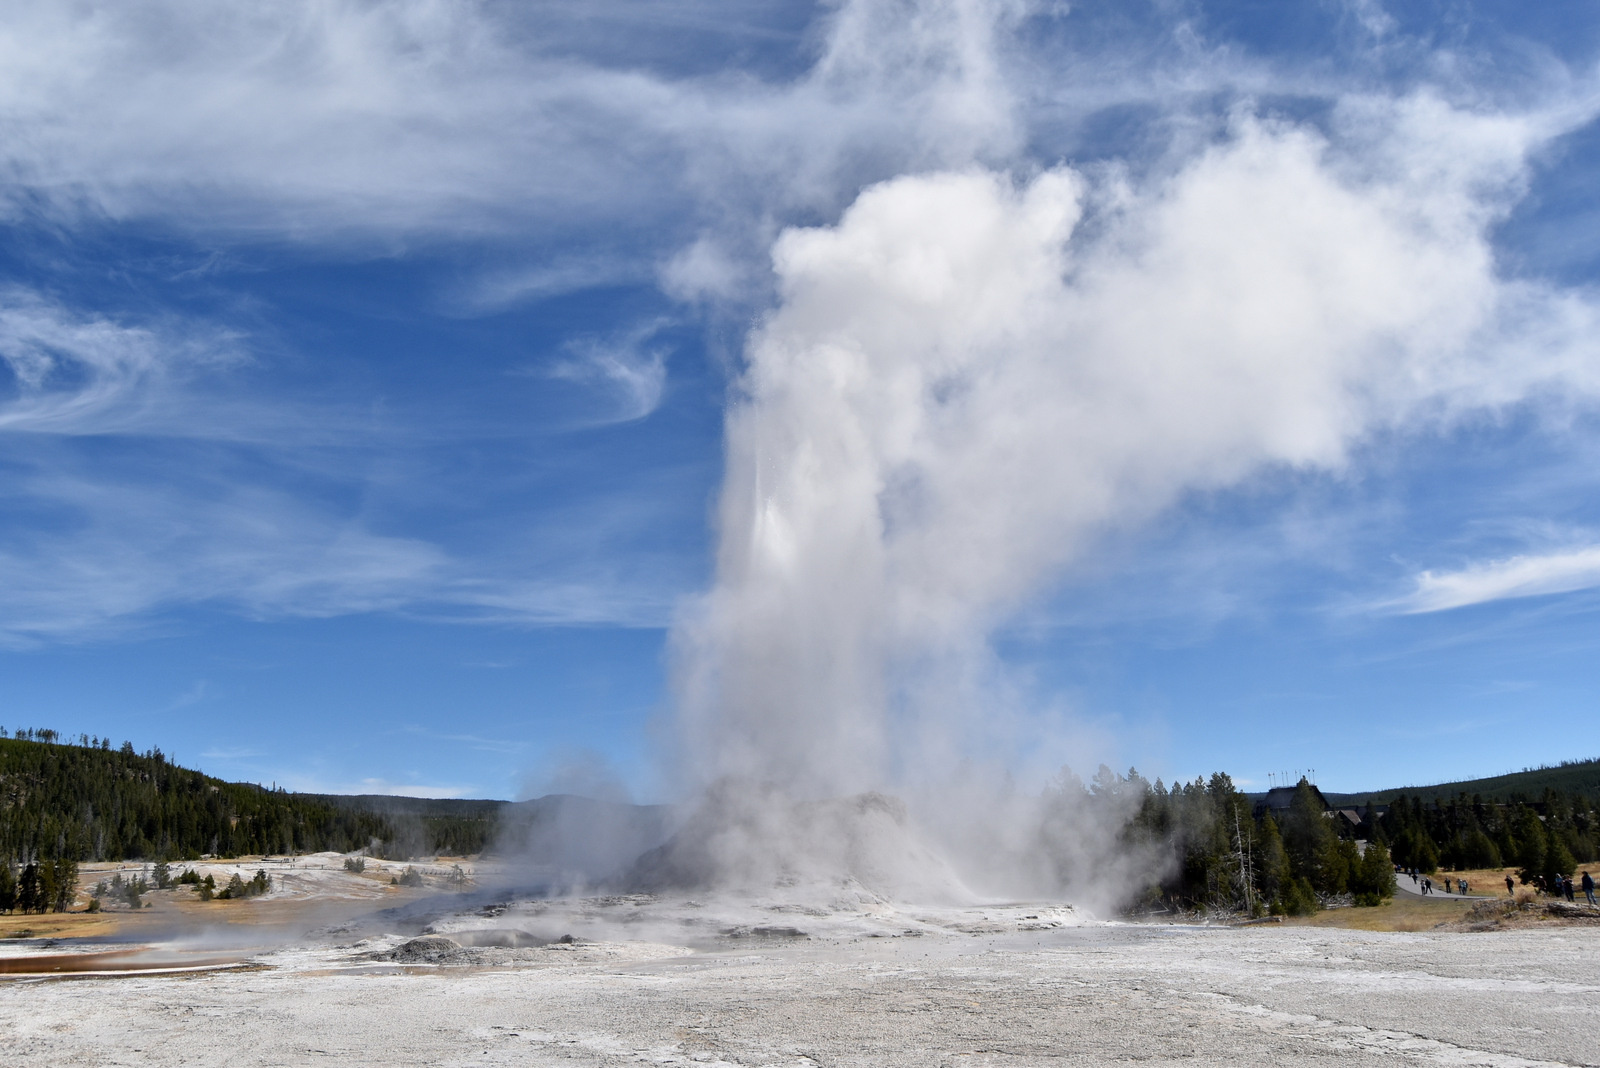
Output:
left=2, top=0, right=1599, bottom=801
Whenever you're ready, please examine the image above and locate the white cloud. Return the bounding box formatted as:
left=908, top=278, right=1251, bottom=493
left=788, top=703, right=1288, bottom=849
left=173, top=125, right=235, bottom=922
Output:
left=2, top=0, right=1597, bottom=658
left=276, top=775, right=478, bottom=800
left=0, top=475, right=447, bottom=645
left=198, top=746, right=264, bottom=761
left=0, top=0, right=1023, bottom=249
left=548, top=323, right=672, bottom=424
left=1338, top=0, right=1397, bottom=39
left=1399, top=546, right=1600, bottom=613
left=0, top=287, right=241, bottom=434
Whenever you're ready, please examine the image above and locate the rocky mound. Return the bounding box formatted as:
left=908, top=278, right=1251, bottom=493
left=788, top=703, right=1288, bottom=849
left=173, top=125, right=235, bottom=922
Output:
left=384, top=936, right=467, bottom=963
left=1445, top=898, right=1600, bottom=931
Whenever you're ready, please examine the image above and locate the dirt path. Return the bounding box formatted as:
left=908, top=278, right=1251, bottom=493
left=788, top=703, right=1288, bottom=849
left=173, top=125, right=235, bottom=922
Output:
left=1392, top=876, right=1495, bottom=901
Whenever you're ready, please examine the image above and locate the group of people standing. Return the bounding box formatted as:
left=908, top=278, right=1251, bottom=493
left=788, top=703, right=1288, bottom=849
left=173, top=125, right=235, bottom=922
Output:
left=1404, top=868, right=1469, bottom=895
left=1404, top=867, right=1599, bottom=904
left=1516, top=870, right=1597, bottom=905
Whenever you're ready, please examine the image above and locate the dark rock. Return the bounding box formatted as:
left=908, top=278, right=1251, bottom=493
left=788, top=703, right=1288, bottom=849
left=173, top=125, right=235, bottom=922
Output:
left=386, top=936, right=465, bottom=963
left=722, top=925, right=808, bottom=940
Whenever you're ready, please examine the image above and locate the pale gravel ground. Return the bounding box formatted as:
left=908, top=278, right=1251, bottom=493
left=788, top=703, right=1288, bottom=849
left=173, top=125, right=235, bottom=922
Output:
left=3, top=916, right=1598, bottom=1067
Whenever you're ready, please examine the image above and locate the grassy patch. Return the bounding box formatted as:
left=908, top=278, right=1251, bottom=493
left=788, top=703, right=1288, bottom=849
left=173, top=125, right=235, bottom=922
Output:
left=1283, top=895, right=1474, bottom=932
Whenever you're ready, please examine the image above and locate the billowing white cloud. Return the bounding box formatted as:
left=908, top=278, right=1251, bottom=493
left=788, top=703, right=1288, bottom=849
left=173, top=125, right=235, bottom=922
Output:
left=1400, top=546, right=1600, bottom=613
left=674, top=95, right=1600, bottom=798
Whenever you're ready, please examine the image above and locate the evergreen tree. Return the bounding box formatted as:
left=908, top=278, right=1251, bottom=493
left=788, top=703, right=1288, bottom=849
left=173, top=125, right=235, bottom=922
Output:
left=50, top=857, right=79, bottom=912
left=1350, top=840, right=1395, bottom=905
left=17, top=862, right=40, bottom=913
left=1545, top=828, right=1577, bottom=888
left=1318, top=838, right=1359, bottom=895
left=38, top=860, right=58, bottom=913
left=1514, top=807, right=1547, bottom=880
left=0, top=861, right=14, bottom=913
left=1257, top=816, right=1292, bottom=907
left=1517, top=823, right=1548, bottom=886
left=1282, top=876, right=1318, bottom=916
left=1280, top=779, right=1336, bottom=890
left=1461, top=829, right=1501, bottom=869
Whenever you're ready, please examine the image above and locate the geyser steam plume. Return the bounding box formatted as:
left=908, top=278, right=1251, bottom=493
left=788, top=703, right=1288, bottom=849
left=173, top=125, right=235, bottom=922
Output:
left=666, top=100, right=1600, bottom=893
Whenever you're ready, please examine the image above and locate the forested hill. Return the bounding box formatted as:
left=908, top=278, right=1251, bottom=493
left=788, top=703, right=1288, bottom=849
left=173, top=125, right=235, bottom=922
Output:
left=0, top=736, right=500, bottom=862
left=1322, top=758, right=1600, bottom=807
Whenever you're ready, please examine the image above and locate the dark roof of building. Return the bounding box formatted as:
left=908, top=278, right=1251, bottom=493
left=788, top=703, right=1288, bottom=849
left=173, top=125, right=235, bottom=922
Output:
left=1256, top=782, right=1331, bottom=813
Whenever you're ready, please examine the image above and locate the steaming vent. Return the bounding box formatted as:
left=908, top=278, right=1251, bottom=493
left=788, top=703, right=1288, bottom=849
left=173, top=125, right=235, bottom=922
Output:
left=625, top=782, right=973, bottom=905
left=495, top=794, right=674, bottom=890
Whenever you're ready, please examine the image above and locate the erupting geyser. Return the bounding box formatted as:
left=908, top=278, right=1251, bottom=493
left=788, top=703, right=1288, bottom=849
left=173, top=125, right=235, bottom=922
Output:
left=665, top=104, right=1600, bottom=905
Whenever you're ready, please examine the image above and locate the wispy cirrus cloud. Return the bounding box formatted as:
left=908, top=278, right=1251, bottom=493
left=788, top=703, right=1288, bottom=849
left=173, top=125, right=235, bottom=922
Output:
left=0, top=471, right=685, bottom=647
left=546, top=321, right=672, bottom=426
left=0, top=0, right=1021, bottom=251
left=0, top=286, right=241, bottom=435
left=1397, top=545, right=1600, bottom=613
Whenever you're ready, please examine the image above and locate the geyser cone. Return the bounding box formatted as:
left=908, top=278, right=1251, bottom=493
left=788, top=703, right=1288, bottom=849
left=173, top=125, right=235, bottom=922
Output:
left=626, top=780, right=974, bottom=905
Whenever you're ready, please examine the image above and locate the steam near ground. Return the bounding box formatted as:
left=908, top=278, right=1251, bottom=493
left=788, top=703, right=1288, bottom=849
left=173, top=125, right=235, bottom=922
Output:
left=3, top=858, right=1596, bottom=1068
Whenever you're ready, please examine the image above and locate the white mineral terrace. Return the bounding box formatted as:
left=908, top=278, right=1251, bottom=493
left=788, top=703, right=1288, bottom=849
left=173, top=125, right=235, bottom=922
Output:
left=0, top=854, right=1596, bottom=1066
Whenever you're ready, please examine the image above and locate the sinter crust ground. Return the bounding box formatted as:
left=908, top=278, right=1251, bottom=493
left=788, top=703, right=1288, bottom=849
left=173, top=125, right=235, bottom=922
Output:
left=2, top=888, right=1597, bottom=1067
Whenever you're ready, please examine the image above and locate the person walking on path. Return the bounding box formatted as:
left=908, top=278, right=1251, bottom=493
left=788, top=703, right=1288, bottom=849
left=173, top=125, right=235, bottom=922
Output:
left=1582, top=871, right=1595, bottom=906
left=1506, top=874, right=1515, bottom=897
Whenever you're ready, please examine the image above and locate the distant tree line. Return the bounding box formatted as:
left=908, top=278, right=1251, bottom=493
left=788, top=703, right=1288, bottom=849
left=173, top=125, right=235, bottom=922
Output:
left=1069, top=767, right=1599, bottom=917
left=0, top=734, right=497, bottom=893
left=1377, top=789, right=1596, bottom=890
left=1068, top=770, right=1397, bottom=917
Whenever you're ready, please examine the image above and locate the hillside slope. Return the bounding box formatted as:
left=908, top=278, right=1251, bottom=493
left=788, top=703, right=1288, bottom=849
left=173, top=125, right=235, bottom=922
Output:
left=1323, top=758, right=1600, bottom=806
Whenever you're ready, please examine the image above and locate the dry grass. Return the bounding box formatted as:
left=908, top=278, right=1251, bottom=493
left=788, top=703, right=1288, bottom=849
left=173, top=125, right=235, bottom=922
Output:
left=0, top=911, right=125, bottom=940
left=1419, top=865, right=1598, bottom=902
left=1281, top=864, right=1599, bottom=932
left=1283, top=894, right=1473, bottom=932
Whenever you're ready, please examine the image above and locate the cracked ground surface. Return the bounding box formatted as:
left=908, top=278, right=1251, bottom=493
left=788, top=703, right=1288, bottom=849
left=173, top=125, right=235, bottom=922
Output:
left=2, top=921, right=1596, bottom=1066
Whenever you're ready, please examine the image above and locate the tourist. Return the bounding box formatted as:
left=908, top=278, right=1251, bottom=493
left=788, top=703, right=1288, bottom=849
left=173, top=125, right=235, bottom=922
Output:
left=1564, top=876, right=1575, bottom=903
left=1506, top=874, right=1515, bottom=897
left=1582, top=871, right=1595, bottom=906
